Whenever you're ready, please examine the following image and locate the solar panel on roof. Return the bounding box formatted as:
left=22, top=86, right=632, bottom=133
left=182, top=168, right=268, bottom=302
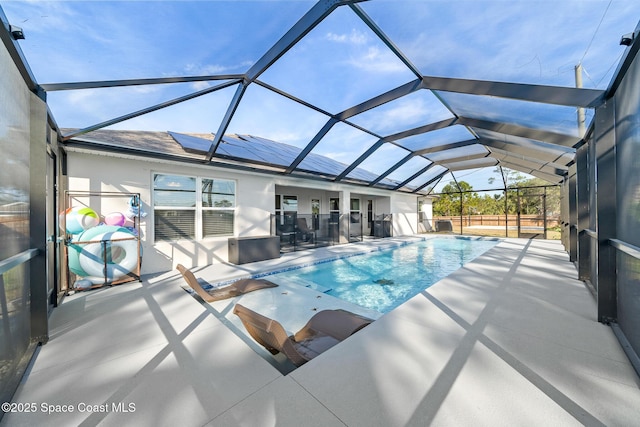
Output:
left=236, top=135, right=301, bottom=165
left=169, top=128, right=459, bottom=191
left=216, top=142, right=274, bottom=164
left=299, top=154, right=345, bottom=177
left=169, top=131, right=212, bottom=153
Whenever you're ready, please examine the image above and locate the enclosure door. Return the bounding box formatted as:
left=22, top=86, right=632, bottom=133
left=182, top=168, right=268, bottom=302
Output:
left=311, top=199, right=320, bottom=231
left=517, top=192, right=547, bottom=239
left=46, top=151, right=59, bottom=307
left=366, top=199, right=373, bottom=236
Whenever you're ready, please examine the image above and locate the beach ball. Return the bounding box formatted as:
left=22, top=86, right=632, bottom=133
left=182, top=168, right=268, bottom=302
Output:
left=64, top=206, right=100, bottom=234
left=104, top=212, right=126, bottom=226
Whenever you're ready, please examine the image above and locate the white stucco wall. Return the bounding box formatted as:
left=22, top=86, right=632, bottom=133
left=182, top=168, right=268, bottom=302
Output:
left=390, top=192, right=419, bottom=235
left=419, top=197, right=434, bottom=232
left=66, top=149, right=423, bottom=274
left=66, top=150, right=274, bottom=273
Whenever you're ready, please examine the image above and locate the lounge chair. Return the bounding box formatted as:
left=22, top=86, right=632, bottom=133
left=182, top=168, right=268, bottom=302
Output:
left=176, top=264, right=277, bottom=302
left=296, top=217, right=315, bottom=243
left=233, top=303, right=373, bottom=366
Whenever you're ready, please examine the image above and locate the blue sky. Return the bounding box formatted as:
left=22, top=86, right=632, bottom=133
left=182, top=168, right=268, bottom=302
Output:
left=3, top=0, right=640, bottom=191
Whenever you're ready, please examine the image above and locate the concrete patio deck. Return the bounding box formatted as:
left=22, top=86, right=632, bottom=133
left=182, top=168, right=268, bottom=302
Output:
left=2, top=237, right=639, bottom=426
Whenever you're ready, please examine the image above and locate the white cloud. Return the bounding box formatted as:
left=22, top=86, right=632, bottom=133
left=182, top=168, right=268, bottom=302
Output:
left=347, top=46, right=407, bottom=73
left=326, top=29, right=369, bottom=45
left=190, top=81, right=212, bottom=91
left=184, top=62, right=253, bottom=75
left=225, top=84, right=329, bottom=148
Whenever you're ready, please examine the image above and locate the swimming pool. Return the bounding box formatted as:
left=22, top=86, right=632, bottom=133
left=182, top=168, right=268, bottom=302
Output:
left=267, top=237, right=499, bottom=313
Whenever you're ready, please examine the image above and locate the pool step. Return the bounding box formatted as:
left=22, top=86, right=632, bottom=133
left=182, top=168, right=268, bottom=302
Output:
left=277, top=276, right=332, bottom=293
left=304, top=281, right=333, bottom=294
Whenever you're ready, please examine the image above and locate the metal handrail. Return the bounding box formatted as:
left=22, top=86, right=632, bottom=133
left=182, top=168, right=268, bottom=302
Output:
left=610, top=239, right=640, bottom=260
left=0, top=248, right=38, bottom=276
left=578, top=231, right=640, bottom=259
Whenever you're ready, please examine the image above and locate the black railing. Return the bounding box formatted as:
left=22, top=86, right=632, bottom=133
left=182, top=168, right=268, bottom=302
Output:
left=270, top=212, right=394, bottom=253
left=372, top=214, right=393, bottom=238
left=272, top=213, right=374, bottom=253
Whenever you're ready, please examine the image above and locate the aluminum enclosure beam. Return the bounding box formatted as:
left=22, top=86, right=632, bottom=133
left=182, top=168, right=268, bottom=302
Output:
left=207, top=0, right=364, bottom=159
left=606, top=23, right=640, bottom=98
left=254, top=79, right=334, bottom=117
left=285, top=118, right=338, bottom=173
left=40, top=75, right=244, bottom=91
left=255, top=80, right=382, bottom=141
left=412, top=170, right=448, bottom=193
left=588, top=129, right=598, bottom=288
left=29, top=93, right=49, bottom=344
left=63, top=137, right=416, bottom=194
left=473, top=128, right=575, bottom=161
left=369, top=152, right=413, bottom=186
left=0, top=7, right=43, bottom=99
left=349, top=3, right=423, bottom=79
left=334, top=117, right=459, bottom=182
left=334, top=139, right=385, bottom=181
left=423, top=76, right=605, bottom=108
left=285, top=80, right=428, bottom=178
left=245, top=0, right=364, bottom=82
left=428, top=150, right=489, bottom=165
left=594, top=97, right=618, bottom=323
left=393, top=163, right=435, bottom=190
left=460, top=117, right=581, bottom=148
left=497, top=160, right=564, bottom=184
left=413, top=139, right=479, bottom=156
left=382, top=117, right=458, bottom=143
left=336, top=79, right=423, bottom=120
left=568, top=164, right=578, bottom=262
left=477, top=137, right=575, bottom=165
left=442, top=157, right=497, bottom=171
left=207, top=82, right=248, bottom=159
left=528, top=170, right=564, bottom=184
left=487, top=146, right=569, bottom=175
left=492, top=159, right=540, bottom=178
left=576, top=143, right=590, bottom=281
left=63, top=79, right=241, bottom=141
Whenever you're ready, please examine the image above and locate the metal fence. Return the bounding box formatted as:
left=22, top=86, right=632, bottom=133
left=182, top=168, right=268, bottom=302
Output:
left=271, top=212, right=392, bottom=253
left=564, top=44, right=640, bottom=376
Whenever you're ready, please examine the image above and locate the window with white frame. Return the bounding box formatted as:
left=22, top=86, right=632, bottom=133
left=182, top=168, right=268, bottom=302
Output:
left=153, top=173, right=235, bottom=241
left=275, top=194, right=297, bottom=232
left=350, top=198, right=361, bottom=223
left=202, top=178, right=235, bottom=237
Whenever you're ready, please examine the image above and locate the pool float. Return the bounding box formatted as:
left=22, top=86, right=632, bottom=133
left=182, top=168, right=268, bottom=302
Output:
left=125, top=196, right=147, bottom=219
left=104, top=212, right=127, bottom=226
left=68, top=225, right=139, bottom=284
left=61, top=206, right=100, bottom=234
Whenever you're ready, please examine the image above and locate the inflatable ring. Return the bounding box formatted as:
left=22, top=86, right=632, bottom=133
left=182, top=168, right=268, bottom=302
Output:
left=61, top=206, right=100, bottom=235
left=68, top=225, right=138, bottom=284
left=67, top=225, right=115, bottom=279
left=79, top=229, right=139, bottom=283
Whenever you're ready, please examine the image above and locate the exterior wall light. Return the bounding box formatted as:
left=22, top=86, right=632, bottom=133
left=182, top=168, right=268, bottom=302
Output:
left=620, top=32, right=635, bottom=46
left=10, top=25, right=25, bottom=40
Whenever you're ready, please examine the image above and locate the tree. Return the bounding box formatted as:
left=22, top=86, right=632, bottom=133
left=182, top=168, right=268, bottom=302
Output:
left=433, top=171, right=561, bottom=220
left=488, top=167, right=528, bottom=189
left=433, top=181, right=478, bottom=216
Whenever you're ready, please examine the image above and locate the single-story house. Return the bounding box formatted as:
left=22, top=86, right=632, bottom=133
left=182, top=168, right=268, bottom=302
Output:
left=62, top=129, right=434, bottom=277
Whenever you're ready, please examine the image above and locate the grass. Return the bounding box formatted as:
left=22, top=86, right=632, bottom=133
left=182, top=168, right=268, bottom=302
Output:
left=433, top=227, right=561, bottom=240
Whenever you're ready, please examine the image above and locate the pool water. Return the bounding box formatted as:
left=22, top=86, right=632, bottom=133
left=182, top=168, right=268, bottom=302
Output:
left=269, top=237, right=499, bottom=313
